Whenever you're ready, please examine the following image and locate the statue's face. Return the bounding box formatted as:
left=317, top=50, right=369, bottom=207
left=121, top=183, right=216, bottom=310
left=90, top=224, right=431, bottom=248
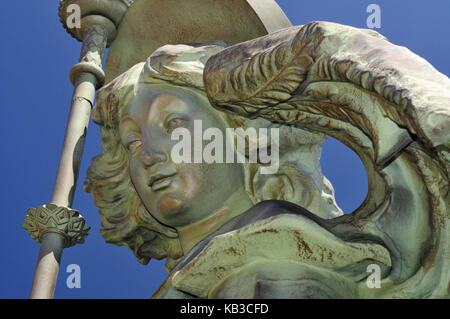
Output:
left=120, top=84, right=245, bottom=227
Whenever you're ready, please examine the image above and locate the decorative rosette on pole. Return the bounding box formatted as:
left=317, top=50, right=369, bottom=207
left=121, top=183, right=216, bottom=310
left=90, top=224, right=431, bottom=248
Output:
left=23, top=204, right=90, bottom=248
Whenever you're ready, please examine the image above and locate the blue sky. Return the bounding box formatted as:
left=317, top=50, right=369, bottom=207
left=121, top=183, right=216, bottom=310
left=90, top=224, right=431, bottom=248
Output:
left=0, top=0, right=448, bottom=299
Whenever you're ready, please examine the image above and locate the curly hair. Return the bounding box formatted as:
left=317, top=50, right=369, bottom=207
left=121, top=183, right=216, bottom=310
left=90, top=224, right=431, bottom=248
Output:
left=84, top=42, right=342, bottom=271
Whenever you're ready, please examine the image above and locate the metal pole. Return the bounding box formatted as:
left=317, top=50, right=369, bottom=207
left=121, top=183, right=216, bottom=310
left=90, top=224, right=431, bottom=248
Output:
left=23, top=0, right=130, bottom=299
left=29, top=234, right=66, bottom=299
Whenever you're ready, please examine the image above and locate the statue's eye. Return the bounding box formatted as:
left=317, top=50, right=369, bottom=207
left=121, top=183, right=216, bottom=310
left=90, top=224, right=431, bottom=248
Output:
left=125, top=134, right=142, bottom=152
left=165, top=116, right=188, bottom=134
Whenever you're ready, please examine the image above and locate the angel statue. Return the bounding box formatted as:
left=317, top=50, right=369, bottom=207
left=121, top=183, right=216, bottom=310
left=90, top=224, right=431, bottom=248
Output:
left=84, top=22, right=449, bottom=298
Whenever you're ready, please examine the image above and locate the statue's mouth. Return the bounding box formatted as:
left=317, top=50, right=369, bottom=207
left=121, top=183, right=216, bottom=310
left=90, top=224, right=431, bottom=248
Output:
left=148, top=171, right=176, bottom=191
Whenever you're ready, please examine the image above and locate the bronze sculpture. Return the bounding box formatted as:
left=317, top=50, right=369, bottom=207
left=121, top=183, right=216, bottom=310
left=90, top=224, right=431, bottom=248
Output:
left=85, top=23, right=449, bottom=297
left=24, top=0, right=449, bottom=298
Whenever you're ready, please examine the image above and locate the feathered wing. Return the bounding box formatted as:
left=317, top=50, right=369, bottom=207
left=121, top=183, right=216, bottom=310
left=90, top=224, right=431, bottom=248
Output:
left=205, top=21, right=449, bottom=298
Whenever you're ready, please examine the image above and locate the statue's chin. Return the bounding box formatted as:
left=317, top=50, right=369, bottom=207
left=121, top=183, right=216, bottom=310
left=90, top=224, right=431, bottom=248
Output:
left=155, top=196, right=186, bottom=225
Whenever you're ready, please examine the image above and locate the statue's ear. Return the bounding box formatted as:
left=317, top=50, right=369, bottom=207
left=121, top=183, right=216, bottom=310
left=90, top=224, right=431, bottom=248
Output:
left=248, top=163, right=340, bottom=219
left=250, top=164, right=309, bottom=209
